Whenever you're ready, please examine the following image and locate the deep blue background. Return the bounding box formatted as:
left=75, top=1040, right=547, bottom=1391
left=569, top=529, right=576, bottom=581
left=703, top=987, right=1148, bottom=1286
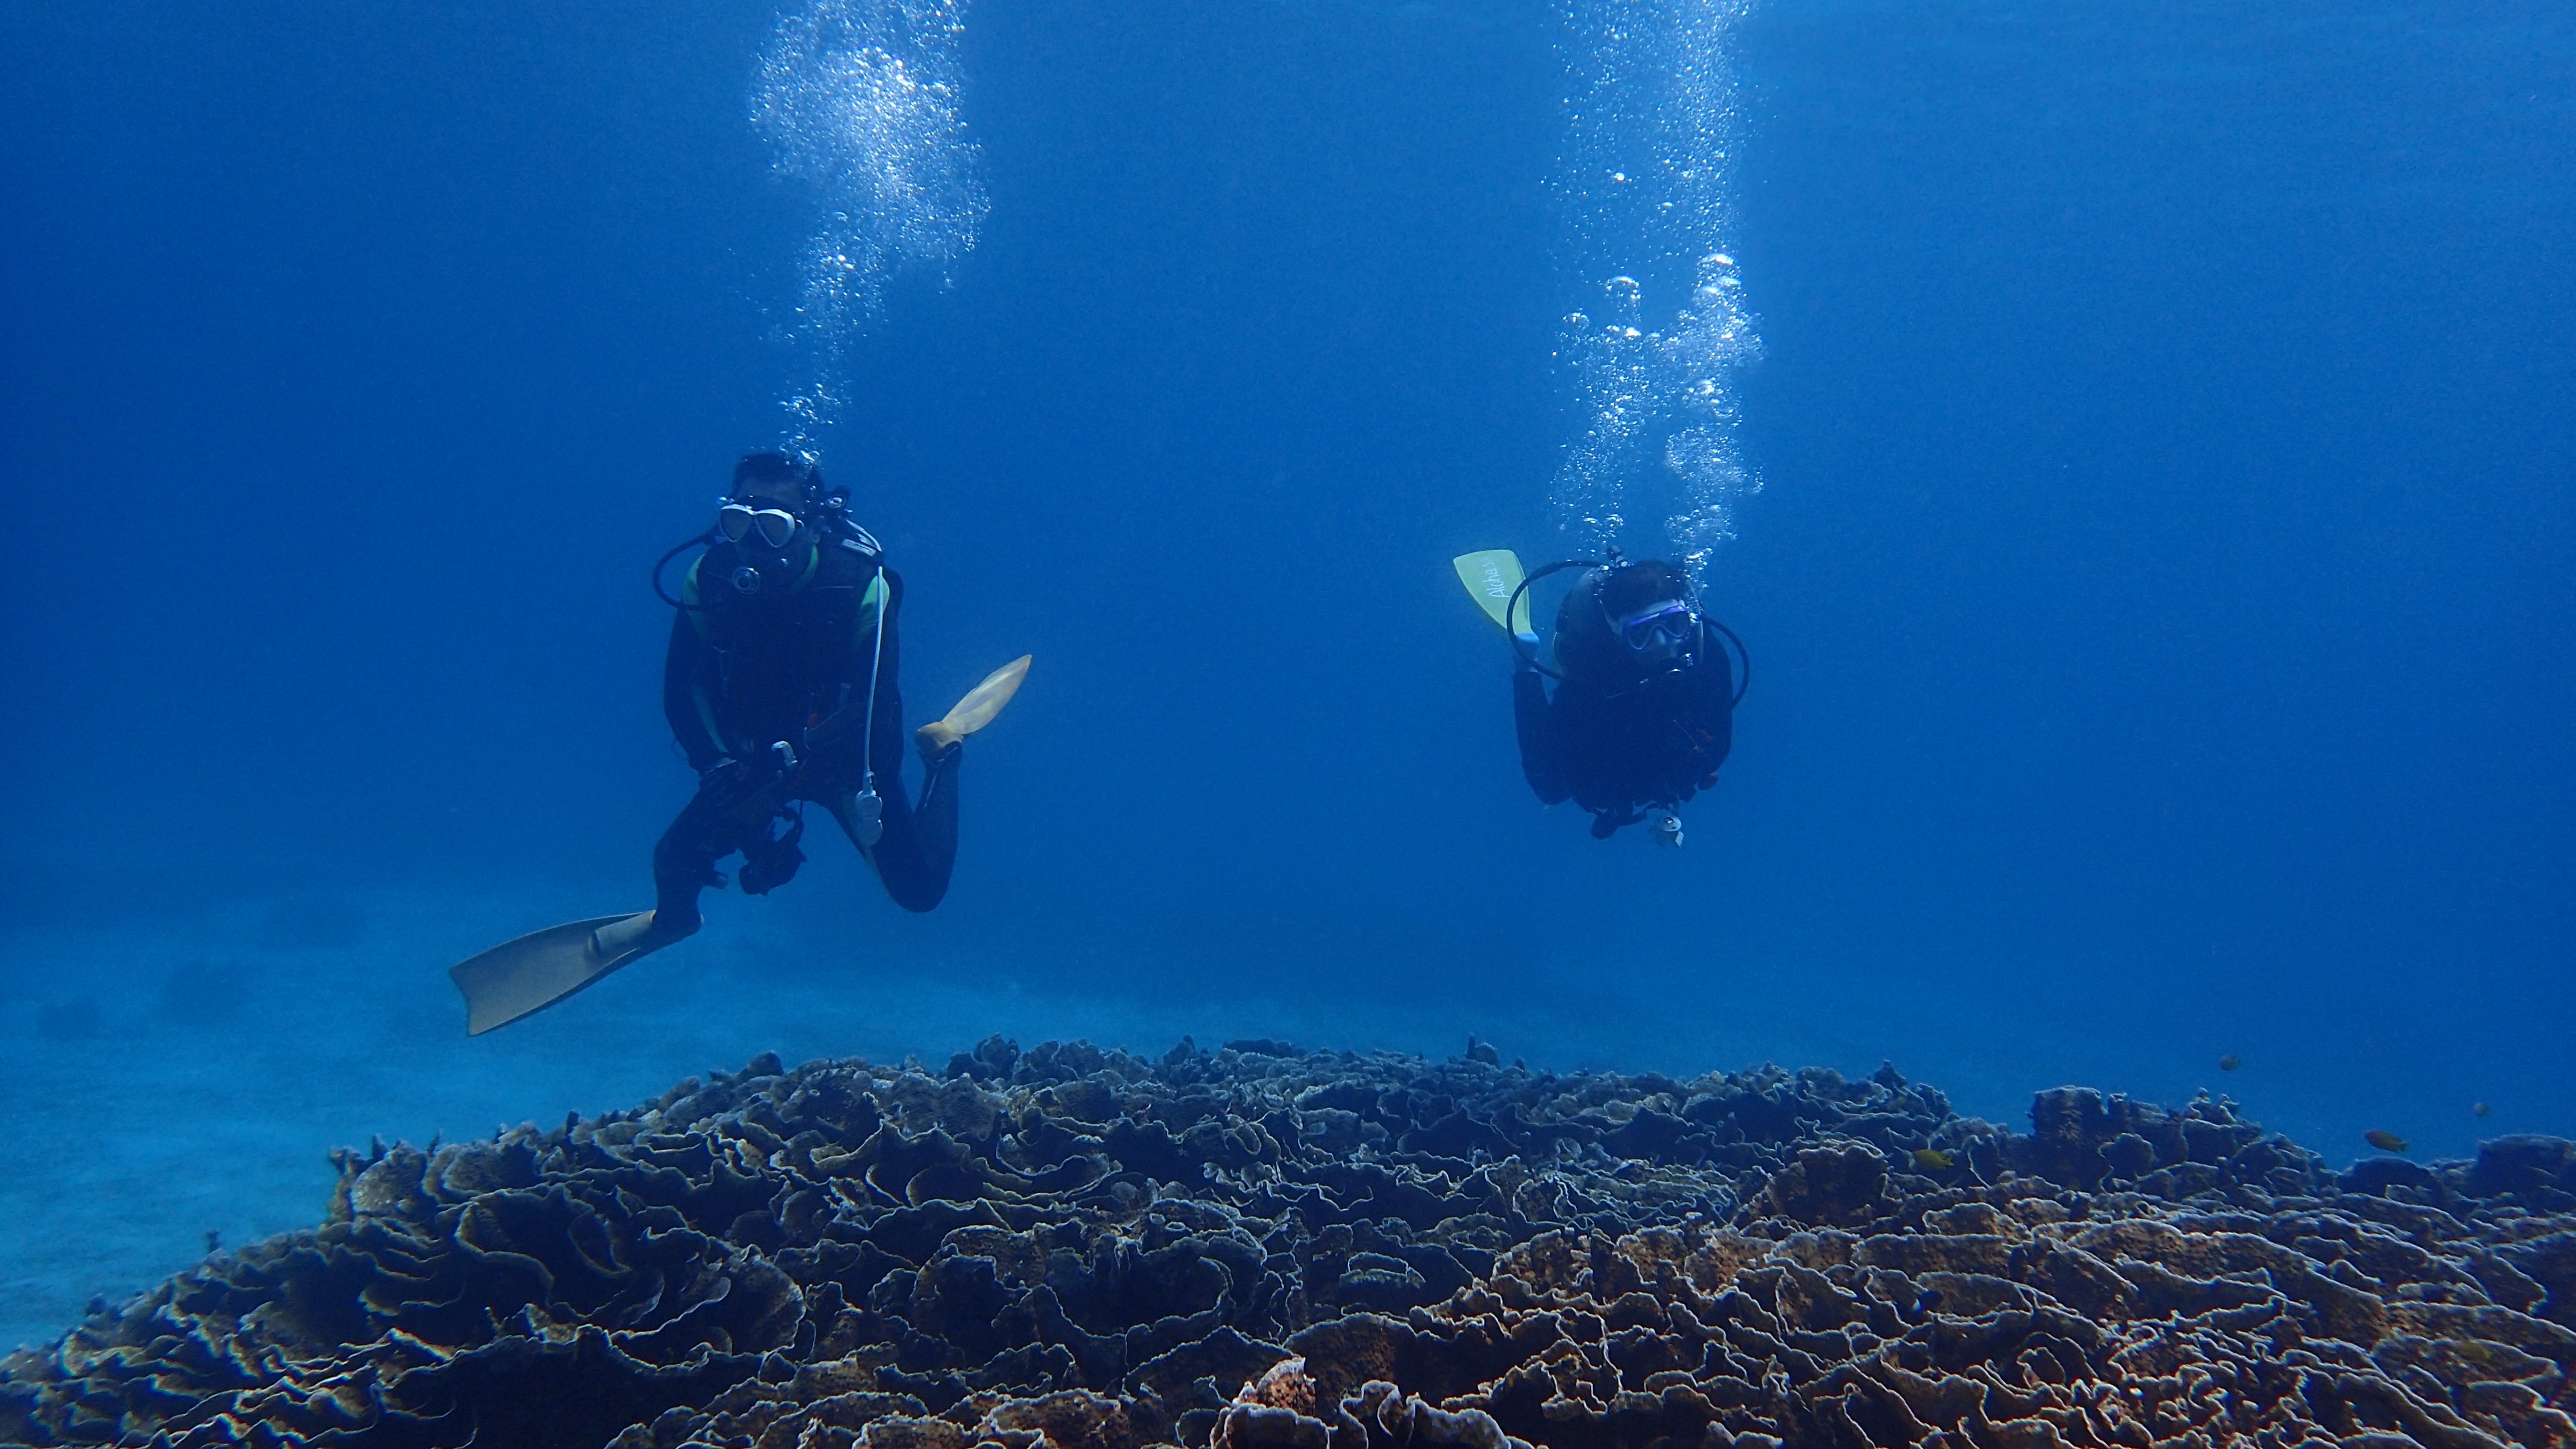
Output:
left=4, top=0, right=2571, bottom=1194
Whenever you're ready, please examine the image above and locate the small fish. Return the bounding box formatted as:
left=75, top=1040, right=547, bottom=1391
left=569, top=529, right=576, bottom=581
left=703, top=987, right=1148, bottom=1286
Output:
left=1911, top=1148, right=1955, bottom=1171
left=2218, top=1054, right=2242, bottom=1072
left=2364, top=1130, right=2410, bottom=1154
left=2472, top=1102, right=2492, bottom=1118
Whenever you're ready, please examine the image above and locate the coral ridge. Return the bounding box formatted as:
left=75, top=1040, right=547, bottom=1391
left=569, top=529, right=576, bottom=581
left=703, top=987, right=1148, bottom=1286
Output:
left=3, top=1039, right=2572, bottom=1448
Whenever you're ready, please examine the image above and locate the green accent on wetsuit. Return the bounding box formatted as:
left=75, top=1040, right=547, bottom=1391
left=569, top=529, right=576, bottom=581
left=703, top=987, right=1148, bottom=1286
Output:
left=678, top=558, right=732, bottom=757
left=676, top=543, right=864, bottom=762
left=856, top=570, right=887, bottom=641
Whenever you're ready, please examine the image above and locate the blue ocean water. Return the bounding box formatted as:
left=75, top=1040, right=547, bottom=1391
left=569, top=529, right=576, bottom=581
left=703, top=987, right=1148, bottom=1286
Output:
left=1, top=0, right=2569, bottom=1348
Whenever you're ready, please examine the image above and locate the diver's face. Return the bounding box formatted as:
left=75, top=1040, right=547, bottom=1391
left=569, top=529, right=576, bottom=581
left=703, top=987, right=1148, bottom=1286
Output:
left=1617, top=598, right=1697, bottom=669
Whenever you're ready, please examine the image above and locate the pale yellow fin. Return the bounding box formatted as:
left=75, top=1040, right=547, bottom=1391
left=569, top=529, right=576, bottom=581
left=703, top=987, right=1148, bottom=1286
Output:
left=1451, top=550, right=1536, bottom=642
left=941, top=655, right=1031, bottom=738
left=448, top=911, right=673, bottom=1035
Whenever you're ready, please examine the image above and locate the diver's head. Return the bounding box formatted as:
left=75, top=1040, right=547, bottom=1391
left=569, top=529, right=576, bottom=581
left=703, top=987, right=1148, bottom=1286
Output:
left=713, top=452, right=826, bottom=595
left=723, top=451, right=822, bottom=525
left=1599, top=560, right=1701, bottom=670
left=1556, top=558, right=1701, bottom=679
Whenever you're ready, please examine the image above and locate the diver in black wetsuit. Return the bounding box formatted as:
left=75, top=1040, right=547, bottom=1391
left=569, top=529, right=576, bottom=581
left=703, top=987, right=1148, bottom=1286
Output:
left=1513, top=556, right=1739, bottom=842
left=441, top=450, right=1029, bottom=1035
left=611, top=452, right=986, bottom=958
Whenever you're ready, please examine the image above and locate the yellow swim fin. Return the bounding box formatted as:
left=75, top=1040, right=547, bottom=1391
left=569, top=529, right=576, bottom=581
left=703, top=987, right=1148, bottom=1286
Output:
left=916, top=654, right=1031, bottom=754
left=1452, top=550, right=1537, bottom=644
left=447, top=910, right=687, bottom=1035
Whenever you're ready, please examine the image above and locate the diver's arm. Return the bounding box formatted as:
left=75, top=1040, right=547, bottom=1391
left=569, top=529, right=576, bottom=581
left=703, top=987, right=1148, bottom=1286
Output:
left=1513, top=662, right=1572, bottom=805
left=1666, top=641, right=1735, bottom=793
left=662, top=611, right=729, bottom=773
left=1693, top=630, right=1735, bottom=769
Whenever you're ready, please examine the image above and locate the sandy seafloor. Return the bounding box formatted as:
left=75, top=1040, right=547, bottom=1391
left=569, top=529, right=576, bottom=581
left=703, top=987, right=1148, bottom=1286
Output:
left=0, top=882, right=2556, bottom=1353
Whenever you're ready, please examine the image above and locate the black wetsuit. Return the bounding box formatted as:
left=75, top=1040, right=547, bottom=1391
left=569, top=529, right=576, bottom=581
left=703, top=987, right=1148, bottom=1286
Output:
left=1514, top=631, right=1734, bottom=837
left=652, top=523, right=958, bottom=927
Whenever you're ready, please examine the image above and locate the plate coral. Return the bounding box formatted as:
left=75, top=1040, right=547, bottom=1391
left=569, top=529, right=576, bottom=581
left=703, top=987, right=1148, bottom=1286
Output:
left=5, top=1038, right=2573, bottom=1448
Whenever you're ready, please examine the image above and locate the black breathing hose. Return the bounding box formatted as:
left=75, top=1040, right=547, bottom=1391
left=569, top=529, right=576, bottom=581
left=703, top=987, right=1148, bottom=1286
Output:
left=1508, top=556, right=1752, bottom=704
left=652, top=531, right=718, bottom=610
left=1708, top=618, right=1750, bottom=706
left=1505, top=558, right=1607, bottom=680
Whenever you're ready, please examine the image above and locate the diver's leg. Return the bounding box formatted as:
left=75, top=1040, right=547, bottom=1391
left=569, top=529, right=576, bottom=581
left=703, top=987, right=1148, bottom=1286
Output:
left=588, top=813, right=718, bottom=960
left=864, top=740, right=960, bottom=913
left=645, top=775, right=739, bottom=936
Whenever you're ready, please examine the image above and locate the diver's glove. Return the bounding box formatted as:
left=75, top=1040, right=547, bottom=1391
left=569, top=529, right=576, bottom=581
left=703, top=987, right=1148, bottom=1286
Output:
left=737, top=816, right=807, bottom=895
left=690, top=755, right=769, bottom=813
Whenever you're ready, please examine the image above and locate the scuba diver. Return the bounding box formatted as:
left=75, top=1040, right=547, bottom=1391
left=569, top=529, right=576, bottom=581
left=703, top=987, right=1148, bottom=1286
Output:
left=1453, top=548, right=1744, bottom=845
left=447, top=451, right=1030, bottom=1034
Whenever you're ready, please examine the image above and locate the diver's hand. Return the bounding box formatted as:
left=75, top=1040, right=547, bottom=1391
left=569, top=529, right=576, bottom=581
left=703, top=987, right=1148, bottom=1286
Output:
left=692, top=755, right=762, bottom=809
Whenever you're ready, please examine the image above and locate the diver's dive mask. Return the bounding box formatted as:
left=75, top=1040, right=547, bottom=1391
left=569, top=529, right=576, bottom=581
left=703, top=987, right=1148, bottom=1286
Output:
left=1614, top=598, right=1699, bottom=667
left=713, top=500, right=811, bottom=595
left=717, top=503, right=801, bottom=549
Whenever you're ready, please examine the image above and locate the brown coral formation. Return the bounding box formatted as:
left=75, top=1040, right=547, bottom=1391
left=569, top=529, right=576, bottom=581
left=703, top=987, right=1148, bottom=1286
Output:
left=3, top=1038, right=2572, bottom=1448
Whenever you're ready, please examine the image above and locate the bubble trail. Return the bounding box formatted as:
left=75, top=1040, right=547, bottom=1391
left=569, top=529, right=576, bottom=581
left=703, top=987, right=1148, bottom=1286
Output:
left=752, top=0, right=989, bottom=456
left=1547, top=0, right=1761, bottom=578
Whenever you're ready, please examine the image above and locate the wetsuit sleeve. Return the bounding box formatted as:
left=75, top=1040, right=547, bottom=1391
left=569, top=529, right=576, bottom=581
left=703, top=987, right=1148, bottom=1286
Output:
left=663, top=610, right=728, bottom=772
left=1514, top=663, right=1571, bottom=804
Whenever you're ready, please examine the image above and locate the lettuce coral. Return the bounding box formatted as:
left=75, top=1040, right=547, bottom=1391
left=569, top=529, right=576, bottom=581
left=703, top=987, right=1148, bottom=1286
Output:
left=3, top=1040, right=2570, bottom=1448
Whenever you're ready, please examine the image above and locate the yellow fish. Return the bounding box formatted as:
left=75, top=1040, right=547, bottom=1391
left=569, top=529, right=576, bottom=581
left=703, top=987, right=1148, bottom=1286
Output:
left=2364, top=1130, right=2409, bottom=1154
left=2217, top=1054, right=2242, bottom=1072
left=1910, top=1148, right=1955, bottom=1171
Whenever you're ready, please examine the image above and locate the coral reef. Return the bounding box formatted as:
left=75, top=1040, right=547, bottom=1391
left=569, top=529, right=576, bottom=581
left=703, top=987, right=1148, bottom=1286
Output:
left=5, top=1038, right=2573, bottom=1448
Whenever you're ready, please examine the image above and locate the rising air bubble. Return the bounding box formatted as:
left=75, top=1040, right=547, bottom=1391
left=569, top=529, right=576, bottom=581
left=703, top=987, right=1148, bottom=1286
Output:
left=753, top=0, right=989, bottom=456
left=1546, top=0, right=1763, bottom=579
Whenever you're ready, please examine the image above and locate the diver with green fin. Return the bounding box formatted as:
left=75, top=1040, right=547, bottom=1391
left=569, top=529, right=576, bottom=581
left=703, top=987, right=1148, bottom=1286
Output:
left=1453, top=548, right=1744, bottom=845
left=448, top=452, right=1030, bottom=1034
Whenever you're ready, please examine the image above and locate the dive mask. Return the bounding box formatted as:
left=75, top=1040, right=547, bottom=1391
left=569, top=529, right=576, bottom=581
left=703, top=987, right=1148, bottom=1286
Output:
left=1616, top=598, right=1698, bottom=665
left=718, top=503, right=801, bottom=549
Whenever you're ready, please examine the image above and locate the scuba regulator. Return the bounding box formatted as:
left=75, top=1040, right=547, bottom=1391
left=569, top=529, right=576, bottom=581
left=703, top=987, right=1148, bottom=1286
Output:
left=652, top=484, right=880, bottom=609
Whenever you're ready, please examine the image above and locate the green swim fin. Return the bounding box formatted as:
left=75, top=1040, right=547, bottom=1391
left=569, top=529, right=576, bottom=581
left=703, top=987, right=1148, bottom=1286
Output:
left=448, top=910, right=681, bottom=1035
left=1452, top=550, right=1537, bottom=643
left=916, top=654, right=1031, bottom=754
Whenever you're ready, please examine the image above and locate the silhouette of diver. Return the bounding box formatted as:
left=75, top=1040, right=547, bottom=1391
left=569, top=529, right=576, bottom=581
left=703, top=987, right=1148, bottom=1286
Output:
left=612, top=451, right=1025, bottom=958
left=1512, top=555, right=1743, bottom=842
left=444, top=451, right=1029, bottom=1034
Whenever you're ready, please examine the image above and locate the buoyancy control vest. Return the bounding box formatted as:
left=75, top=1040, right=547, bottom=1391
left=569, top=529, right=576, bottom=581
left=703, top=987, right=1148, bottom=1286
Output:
left=674, top=515, right=892, bottom=763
